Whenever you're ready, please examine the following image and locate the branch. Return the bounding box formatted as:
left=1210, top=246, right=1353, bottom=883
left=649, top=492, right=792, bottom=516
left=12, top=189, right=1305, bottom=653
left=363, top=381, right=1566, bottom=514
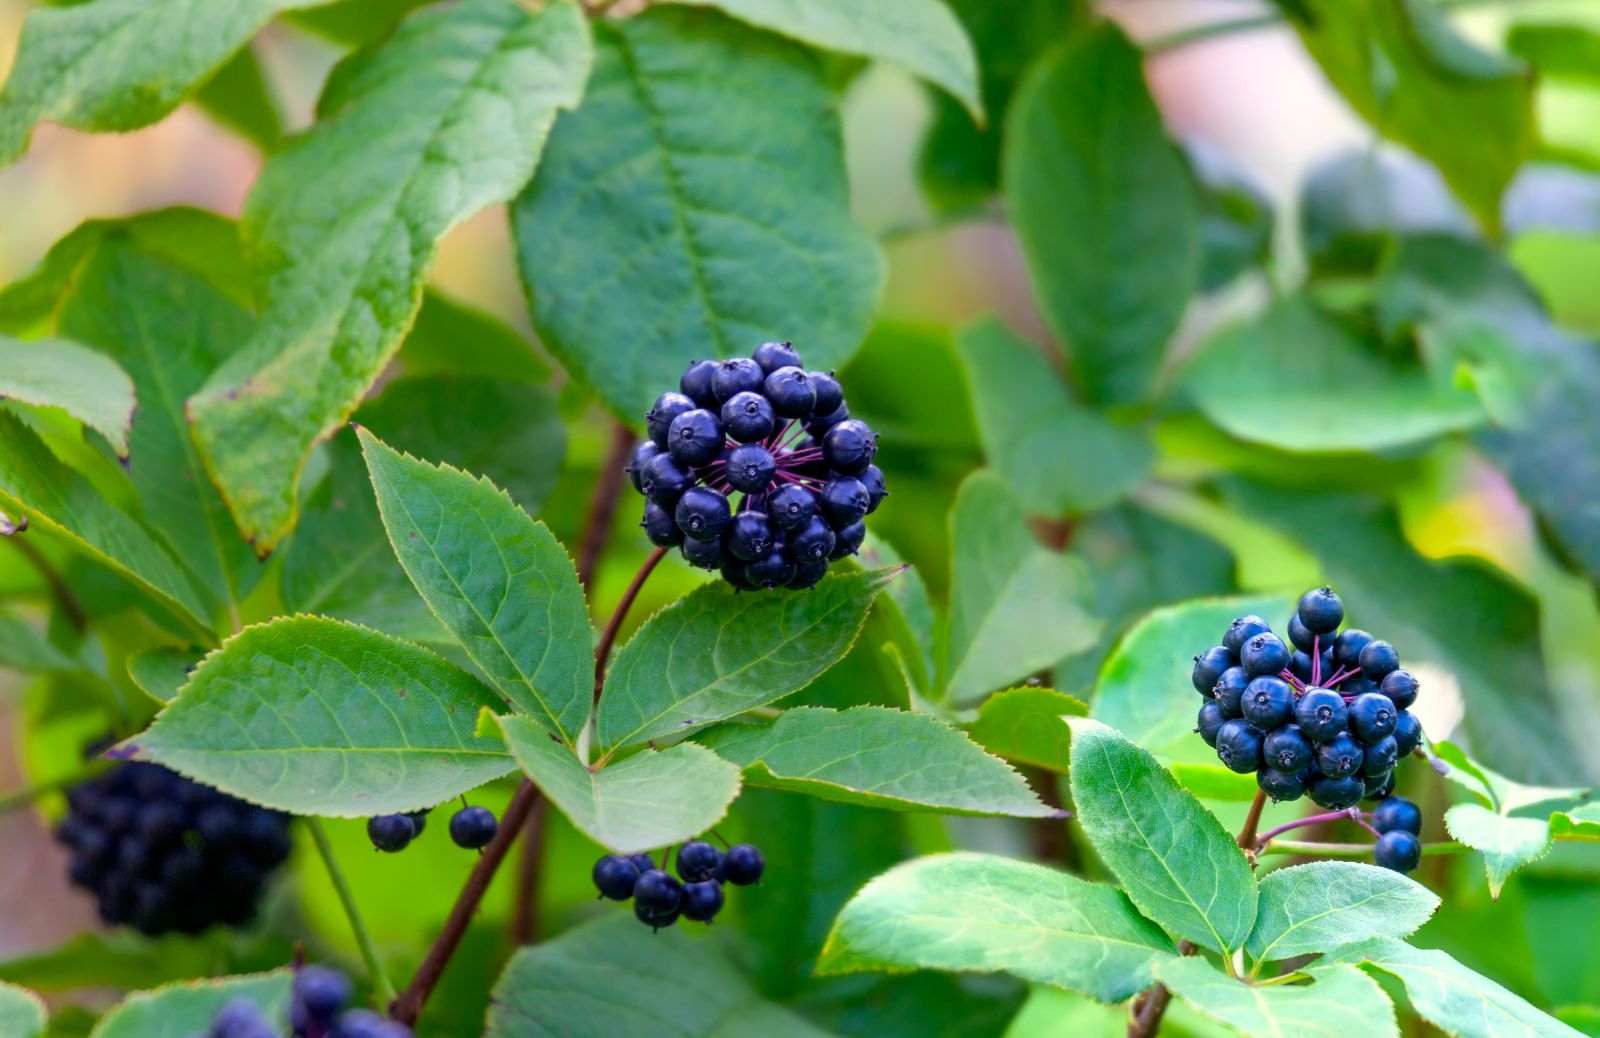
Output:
left=593, top=547, right=668, bottom=703
left=1258, top=839, right=1469, bottom=858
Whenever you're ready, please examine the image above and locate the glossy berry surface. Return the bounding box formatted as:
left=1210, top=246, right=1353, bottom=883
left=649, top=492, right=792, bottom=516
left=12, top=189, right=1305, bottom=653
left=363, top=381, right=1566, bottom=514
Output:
left=296, top=965, right=351, bottom=1021
left=592, top=855, right=642, bottom=900
left=681, top=880, right=725, bottom=923
left=1359, top=640, right=1401, bottom=680
left=1308, top=773, right=1364, bottom=810
left=1240, top=633, right=1290, bottom=678
left=1349, top=692, right=1398, bottom=743
left=1297, top=587, right=1344, bottom=633
left=1295, top=689, right=1348, bottom=742
left=1373, top=796, right=1423, bottom=835
left=1374, top=829, right=1422, bottom=873
left=1242, top=676, right=1295, bottom=729
left=1214, top=720, right=1264, bottom=774
left=676, top=840, right=722, bottom=882
left=1315, top=732, right=1364, bottom=778
left=1258, top=767, right=1307, bottom=802
left=449, top=806, right=497, bottom=850
left=1196, top=701, right=1227, bottom=746
left=1224, top=614, right=1271, bottom=655
left=367, top=814, right=415, bottom=853
left=722, top=844, right=765, bottom=885
left=1191, top=646, right=1234, bottom=695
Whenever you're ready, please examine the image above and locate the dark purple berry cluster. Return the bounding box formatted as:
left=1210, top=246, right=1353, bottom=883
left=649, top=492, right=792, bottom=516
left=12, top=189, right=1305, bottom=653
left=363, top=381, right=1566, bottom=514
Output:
left=197, top=965, right=412, bottom=1038
left=591, top=839, right=764, bottom=931
left=628, top=342, right=886, bottom=590
left=1192, top=588, right=1428, bottom=871
left=54, top=761, right=291, bottom=935
left=365, top=804, right=496, bottom=853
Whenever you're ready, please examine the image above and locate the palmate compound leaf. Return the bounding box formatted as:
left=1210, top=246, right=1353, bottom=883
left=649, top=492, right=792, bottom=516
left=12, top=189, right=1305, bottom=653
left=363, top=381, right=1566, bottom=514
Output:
left=1066, top=718, right=1256, bottom=955
left=123, top=616, right=516, bottom=816
left=595, top=568, right=900, bottom=754
left=1325, top=938, right=1586, bottom=1038
left=1246, top=861, right=1440, bottom=963
left=489, top=713, right=740, bottom=855
left=358, top=428, right=592, bottom=745
left=0, top=982, right=45, bottom=1038
left=88, top=971, right=291, bottom=1038
left=1157, top=958, right=1399, bottom=1038
left=816, top=852, right=1176, bottom=1003
left=0, top=335, right=134, bottom=457
left=190, top=0, right=592, bottom=553
left=696, top=706, right=1055, bottom=818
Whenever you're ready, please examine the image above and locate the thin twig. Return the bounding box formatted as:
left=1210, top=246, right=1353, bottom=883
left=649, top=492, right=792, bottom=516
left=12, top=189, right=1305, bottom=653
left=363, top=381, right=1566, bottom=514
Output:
left=1236, top=789, right=1268, bottom=850
left=1258, top=839, right=1468, bottom=858
left=1253, top=809, right=1357, bottom=847
left=594, top=547, right=668, bottom=703
left=307, top=818, right=398, bottom=1008
left=510, top=795, right=549, bottom=945
left=576, top=423, right=634, bottom=591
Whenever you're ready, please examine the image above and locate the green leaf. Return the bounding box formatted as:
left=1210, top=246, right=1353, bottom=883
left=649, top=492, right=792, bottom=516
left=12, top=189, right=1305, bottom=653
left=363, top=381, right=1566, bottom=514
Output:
left=596, top=568, right=897, bottom=753
left=397, top=291, right=548, bottom=384
left=0, top=982, right=45, bottom=1038
left=0, top=612, right=76, bottom=673
left=89, top=972, right=290, bottom=1038
left=698, top=706, right=1053, bottom=817
left=965, top=687, right=1086, bottom=774
left=1180, top=295, right=1484, bottom=452
left=941, top=471, right=1100, bottom=706
left=0, top=336, right=133, bottom=457
left=58, top=242, right=263, bottom=620
left=125, top=646, right=202, bottom=703
left=1285, top=0, right=1534, bottom=232
left=0, top=411, right=211, bottom=641
left=126, top=616, right=515, bottom=816
left=510, top=6, right=882, bottom=424
left=358, top=428, right=591, bottom=743
left=955, top=319, right=1152, bottom=517
left=285, top=0, right=436, bottom=48
left=1158, top=958, right=1398, bottom=1038
left=0, top=0, right=318, bottom=167
left=1188, top=138, right=1275, bottom=293
left=856, top=533, right=937, bottom=697
left=1329, top=938, right=1585, bottom=1038
left=192, top=44, right=282, bottom=152
left=658, top=0, right=979, bottom=118
left=1551, top=803, right=1600, bottom=843
left=817, top=852, right=1175, bottom=1003
left=492, top=713, right=741, bottom=854
left=1247, top=862, right=1440, bottom=962
left=1002, top=21, right=1197, bottom=406
left=488, top=915, right=836, bottom=1038
left=1066, top=717, right=1256, bottom=954
left=1508, top=24, right=1600, bottom=86
left=0, top=932, right=239, bottom=994
left=189, top=0, right=592, bottom=553
left=1445, top=804, right=1556, bottom=900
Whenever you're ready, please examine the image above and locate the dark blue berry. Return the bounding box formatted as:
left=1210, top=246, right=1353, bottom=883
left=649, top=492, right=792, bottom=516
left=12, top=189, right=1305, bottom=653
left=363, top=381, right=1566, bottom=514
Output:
left=746, top=549, right=796, bottom=589
left=675, top=486, right=731, bottom=540
left=1315, top=732, right=1364, bottom=778
left=1392, top=711, right=1422, bottom=757
left=722, top=844, right=765, bottom=885
left=137, top=800, right=185, bottom=845
left=1297, top=587, right=1344, bottom=633
left=819, top=475, right=870, bottom=527
left=1374, top=830, right=1421, bottom=873
left=859, top=465, right=887, bottom=513
left=1340, top=676, right=1379, bottom=696
left=724, top=444, right=776, bottom=494
left=766, top=483, right=816, bottom=531
left=634, top=899, right=681, bottom=931
left=805, top=401, right=850, bottom=439
left=1224, top=615, right=1272, bottom=655
left=1211, top=666, right=1247, bottom=715
left=711, top=358, right=764, bottom=402
left=211, top=998, right=275, bottom=1038
left=296, top=965, right=352, bottom=1021
left=1263, top=725, right=1312, bottom=772
left=1380, top=669, right=1419, bottom=710
left=1287, top=613, right=1316, bottom=654
left=337, top=1009, right=414, bottom=1038
left=786, top=516, right=836, bottom=563
left=1215, top=720, right=1264, bottom=774
left=822, top=419, right=877, bottom=475
left=629, top=852, right=655, bottom=872
left=1363, top=770, right=1395, bottom=799
left=449, top=806, right=497, bottom=850
left=1349, top=692, right=1398, bottom=744
left=681, top=880, right=725, bottom=923
left=1258, top=767, right=1307, bottom=802
left=1242, top=676, right=1295, bottom=729
left=641, top=452, right=694, bottom=506
left=646, top=392, right=696, bottom=448
left=634, top=868, right=684, bottom=909
left=676, top=840, right=722, bottom=882
left=828, top=520, right=866, bottom=560
left=667, top=409, right=725, bottom=467
left=680, top=359, right=719, bottom=408
left=1333, top=628, right=1373, bottom=669
left=807, top=371, right=844, bottom=415
left=722, top=560, right=754, bottom=590
left=641, top=501, right=685, bottom=548
left=788, top=560, right=829, bottom=589
left=1240, top=632, right=1290, bottom=678
left=593, top=855, right=641, bottom=900
left=1294, top=688, right=1348, bottom=742
left=1196, top=701, right=1227, bottom=746
left=764, top=367, right=816, bottom=418
left=1362, top=736, right=1399, bottom=776
left=367, top=814, right=414, bottom=853
left=1373, top=796, right=1423, bottom=835
left=680, top=536, right=724, bottom=570
left=726, top=511, right=776, bottom=561
left=1308, top=773, right=1364, bottom=810
left=1359, top=640, right=1400, bottom=681
left=1290, top=649, right=1334, bottom=685
left=753, top=341, right=803, bottom=373
left=1192, top=646, right=1235, bottom=695
left=405, top=809, right=429, bottom=838
left=721, top=391, right=776, bottom=443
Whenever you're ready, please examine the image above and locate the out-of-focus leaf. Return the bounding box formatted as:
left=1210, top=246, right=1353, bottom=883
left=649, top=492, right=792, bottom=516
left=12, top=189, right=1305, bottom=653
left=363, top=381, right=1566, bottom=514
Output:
left=0, top=337, right=133, bottom=457
left=1186, top=138, right=1274, bottom=293
left=127, top=616, right=515, bottom=815
left=284, top=0, right=435, bottom=47
left=817, top=852, right=1175, bottom=1003
left=1248, top=862, right=1439, bottom=962
left=88, top=972, right=290, bottom=1038
left=125, top=645, right=202, bottom=703
left=855, top=534, right=937, bottom=698
left=965, top=687, right=1085, bottom=774
left=1003, top=20, right=1197, bottom=406
left=397, top=291, right=548, bottom=383
left=511, top=7, right=881, bottom=425
left=1159, top=958, right=1398, bottom=1038
left=0, top=931, right=278, bottom=995
left=1067, top=718, right=1256, bottom=954
left=1507, top=24, right=1600, bottom=87
left=955, top=319, right=1152, bottom=517
left=0, top=982, right=45, bottom=1038
left=658, top=0, right=980, bottom=118
left=842, top=320, right=978, bottom=453
left=1503, top=164, right=1600, bottom=236
left=1284, top=0, right=1535, bottom=231
left=192, top=43, right=282, bottom=152
left=0, top=612, right=76, bottom=673
left=941, top=472, right=1099, bottom=705
left=1300, top=148, right=1472, bottom=277
left=190, top=0, right=592, bottom=553
left=699, top=706, right=1054, bottom=817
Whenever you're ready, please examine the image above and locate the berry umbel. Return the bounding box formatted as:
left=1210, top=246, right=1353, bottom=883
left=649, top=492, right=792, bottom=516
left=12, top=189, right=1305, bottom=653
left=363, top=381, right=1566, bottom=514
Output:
left=628, top=342, right=886, bottom=590
left=200, top=962, right=414, bottom=1037
left=1192, top=588, right=1430, bottom=873
left=590, top=838, right=763, bottom=930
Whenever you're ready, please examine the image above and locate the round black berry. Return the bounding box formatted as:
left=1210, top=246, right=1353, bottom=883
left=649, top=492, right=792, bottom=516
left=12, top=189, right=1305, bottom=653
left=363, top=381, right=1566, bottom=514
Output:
left=209, top=998, right=275, bottom=1038
left=641, top=500, right=685, bottom=548
left=764, top=367, right=816, bottom=418
left=766, top=483, right=817, bottom=531
left=676, top=840, right=723, bottom=883
left=1196, top=701, right=1227, bottom=746
left=1240, top=633, right=1290, bottom=678
left=1263, top=725, right=1312, bottom=772
left=593, top=854, right=642, bottom=900
left=634, top=868, right=684, bottom=910
left=1308, top=773, right=1364, bottom=810
left=1363, top=770, right=1396, bottom=800
left=1192, top=646, right=1235, bottom=695
left=1361, top=736, right=1399, bottom=776
left=1297, top=587, right=1344, bottom=633
left=449, top=806, right=497, bottom=850
left=822, top=419, right=877, bottom=475
left=1211, top=666, right=1248, bottom=715
left=725, top=444, right=777, bottom=494
left=746, top=549, right=796, bottom=589
left=296, top=965, right=352, bottom=1022
left=1241, top=676, right=1295, bottom=729
left=726, top=511, right=776, bottom=561
left=711, top=358, right=764, bottom=402
left=1392, top=711, right=1423, bottom=757
left=1380, top=669, right=1419, bottom=710
left=667, top=408, right=725, bottom=467
left=753, top=340, right=803, bottom=374
left=1315, top=732, right=1364, bottom=778
left=646, top=392, right=696, bottom=447
left=1258, top=767, right=1307, bottom=802
left=807, top=370, right=844, bottom=415
left=634, top=899, right=681, bottom=931
left=1373, top=795, right=1423, bottom=835
left=828, top=519, right=866, bottom=560
left=681, top=880, right=725, bottom=923
left=722, top=844, right=765, bottom=885
left=675, top=486, right=731, bottom=541
left=680, top=359, right=720, bottom=408
left=1348, top=692, right=1397, bottom=744
left=339, top=1008, right=415, bottom=1038
left=788, top=559, right=829, bottom=589
left=722, top=560, right=754, bottom=590
left=1294, top=688, right=1348, bottom=742
left=405, top=809, right=429, bottom=838
left=1359, top=640, right=1401, bottom=681
left=1332, top=628, right=1373, bottom=670
left=786, top=516, right=836, bottom=563
left=1224, top=615, right=1272, bottom=656
left=641, top=452, right=694, bottom=506
left=806, top=401, right=850, bottom=439
left=1215, top=720, right=1264, bottom=774
left=629, top=852, right=656, bottom=871
left=1287, top=613, right=1316, bottom=654
left=1374, top=830, right=1422, bottom=873
left=680, top=536, right=724, bottom=570
left=367, top=814, right=415, bottom=853
left=859, top=465, right=887, bottom=513
left=819, top=476, right=870, bottom=527
left=721, top=391, right=777, bottom=443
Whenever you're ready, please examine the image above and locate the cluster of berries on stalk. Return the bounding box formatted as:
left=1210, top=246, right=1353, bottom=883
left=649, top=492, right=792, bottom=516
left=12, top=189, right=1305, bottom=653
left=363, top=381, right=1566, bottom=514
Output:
left=54, top=760, right=292, bottom=935
left=196, top=964, right=411, bottom=1038
left=365, top=802, right=497, bottom=854
left=1192, top=588, right=1429, bottom=873
left=591, top=839, right=764, bottom=930
left=627, top=341, right=886, bottom=590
